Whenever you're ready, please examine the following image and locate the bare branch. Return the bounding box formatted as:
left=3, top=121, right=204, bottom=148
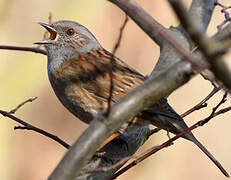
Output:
left=9, top=97, right=38, bottom=114
left=0, top=98, right=69, bottom=149
left=214, top=106, right=231, bottom=116
left=0, top=45, right=47, bottom=55
left=108, top=0, right=208, bottom=74
left=157, top=30, right=207, bottom=71
left=0, top=109, right=70, bottom=149
left=169, top=0, right=231, bottom=91
left=181, top=86, right=220, bottom=117
left=199, top=92, right=228, bottom=126
left=215, top=0, right=231, bottom=31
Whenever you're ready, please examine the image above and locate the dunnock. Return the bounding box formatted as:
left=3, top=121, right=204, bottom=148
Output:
left=35, top=20, right=228, bottom=177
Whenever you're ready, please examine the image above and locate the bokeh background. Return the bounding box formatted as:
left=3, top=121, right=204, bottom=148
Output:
left=0, top=0, right=231, bottom=179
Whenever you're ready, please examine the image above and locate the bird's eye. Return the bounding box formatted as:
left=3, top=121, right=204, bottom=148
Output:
left=66, top=28, right=75, bottom=36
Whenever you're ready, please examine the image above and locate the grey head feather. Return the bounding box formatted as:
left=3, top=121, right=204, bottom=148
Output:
left=44, top=20, right=102, bottom=72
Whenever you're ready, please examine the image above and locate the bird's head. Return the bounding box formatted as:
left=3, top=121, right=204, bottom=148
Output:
left=35, top=20, right=101, bottom=59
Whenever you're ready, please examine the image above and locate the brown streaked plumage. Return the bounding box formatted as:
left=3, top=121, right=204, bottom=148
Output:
left=35, top=20, right=229, bottom=177
left=51, top=47, right=145, bottom=130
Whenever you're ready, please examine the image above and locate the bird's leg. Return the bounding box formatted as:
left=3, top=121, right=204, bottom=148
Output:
left=167, top=131, right=174, bottom=145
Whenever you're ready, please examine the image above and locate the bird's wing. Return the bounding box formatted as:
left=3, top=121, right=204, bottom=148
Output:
left=80, top=48, right=145, bottom=104
left=146, top=98, right=183, bottom=120
left=54, top=48, right=145, bottom=112
left=141, top=98, right=189, bottom=134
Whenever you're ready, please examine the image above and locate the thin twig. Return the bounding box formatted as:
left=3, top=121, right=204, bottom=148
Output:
left=200, top=72, right=218, bottom=87
left=9, top=97, right=38, bottom=114
left=181, top=86, right=220, bottom=117
left=0, top=45, right=47, bottom=55
left=215, top=0, right=231, bottom=31
left=214, top=106, right=231, bottom=116
left=111, top=92, right=230, bottom=179
left=0, top=109, right=70, bottom=149
left=199, top=92, right=227, bottom=126
left=106, top=15, right=129, bottom=115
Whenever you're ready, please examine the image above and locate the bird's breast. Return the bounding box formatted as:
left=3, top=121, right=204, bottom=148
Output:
left=47, top=62, right=105, bottom=124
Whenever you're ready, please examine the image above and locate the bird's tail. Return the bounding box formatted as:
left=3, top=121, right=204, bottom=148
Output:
left=142, top=98, right=229, bottom=177
left=187, top=133, right=229, bottom=177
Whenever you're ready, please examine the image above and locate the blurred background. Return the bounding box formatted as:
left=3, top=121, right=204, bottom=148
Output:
left=0, top=0, right=231, bottom=179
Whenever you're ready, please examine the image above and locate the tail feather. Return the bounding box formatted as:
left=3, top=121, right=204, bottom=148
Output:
left=185, top=133, right=229, bottom=177
left=144, top=98, right=229, bottom=177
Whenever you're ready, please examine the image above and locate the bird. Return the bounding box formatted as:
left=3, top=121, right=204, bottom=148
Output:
left=35, top=20, right=229, bottom=177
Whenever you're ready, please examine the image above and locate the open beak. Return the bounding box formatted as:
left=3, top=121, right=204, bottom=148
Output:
left=34, top=22, right=57, bottom=45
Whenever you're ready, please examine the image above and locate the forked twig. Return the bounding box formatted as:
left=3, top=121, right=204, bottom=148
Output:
left=0, top=109, right=70, bottom=149
left=181, top=86, right=220, bottom=117
left=199, top=92, right=227, bottom=126
left=215, top=0, right=231, bottom=31
left=0, top=98, right=70, bottom=149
